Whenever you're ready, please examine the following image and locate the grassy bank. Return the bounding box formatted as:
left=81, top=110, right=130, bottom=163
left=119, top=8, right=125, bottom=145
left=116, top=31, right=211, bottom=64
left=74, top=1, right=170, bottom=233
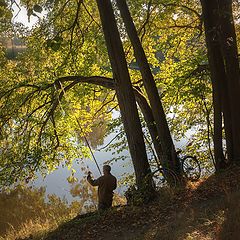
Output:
left=3, top=166, right=240, bottom=240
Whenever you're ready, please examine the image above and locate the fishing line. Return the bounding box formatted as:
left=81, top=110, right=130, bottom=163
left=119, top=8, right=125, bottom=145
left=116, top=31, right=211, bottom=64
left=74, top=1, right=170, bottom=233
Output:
left=75, top=117, right=102, bottom=176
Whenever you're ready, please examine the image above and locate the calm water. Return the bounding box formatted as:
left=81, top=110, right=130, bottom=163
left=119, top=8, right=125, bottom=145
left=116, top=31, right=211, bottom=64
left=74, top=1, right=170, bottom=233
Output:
left=31, top=133, right=187, bottom=203
left=32, top=133, right=133, bottom=202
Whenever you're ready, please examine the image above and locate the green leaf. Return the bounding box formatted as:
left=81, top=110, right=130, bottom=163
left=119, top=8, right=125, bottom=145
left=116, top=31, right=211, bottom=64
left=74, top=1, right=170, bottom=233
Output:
left=27, top=9, right=33, bottom=21
left=53, top=36, right=63, bottom=43
left=46, top=39, right=52, bottom=48
left=51, top=42, right=61, bottom=51
left=33, top=4, right=43, bottom=13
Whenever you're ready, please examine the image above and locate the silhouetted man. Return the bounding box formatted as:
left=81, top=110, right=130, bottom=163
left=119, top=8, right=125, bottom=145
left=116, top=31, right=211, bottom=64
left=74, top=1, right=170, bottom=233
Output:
left=87, top=165, right=117, bottom=210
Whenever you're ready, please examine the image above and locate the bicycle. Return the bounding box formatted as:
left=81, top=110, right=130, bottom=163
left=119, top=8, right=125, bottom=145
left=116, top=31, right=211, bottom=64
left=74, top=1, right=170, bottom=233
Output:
left=152, top=166, right=178, bottom=189
left=151, top=150, right=201, bottom=189
left=177, top=150, right=201, bottom=181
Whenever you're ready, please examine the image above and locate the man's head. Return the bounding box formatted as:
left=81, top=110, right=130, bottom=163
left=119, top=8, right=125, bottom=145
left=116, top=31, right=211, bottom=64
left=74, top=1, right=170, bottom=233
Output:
left=103, top=165, right=111, bottom=175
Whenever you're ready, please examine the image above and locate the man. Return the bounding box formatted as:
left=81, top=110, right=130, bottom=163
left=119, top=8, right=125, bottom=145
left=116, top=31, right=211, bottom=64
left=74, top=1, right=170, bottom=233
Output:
left=87, top=165, right=117, bottom=210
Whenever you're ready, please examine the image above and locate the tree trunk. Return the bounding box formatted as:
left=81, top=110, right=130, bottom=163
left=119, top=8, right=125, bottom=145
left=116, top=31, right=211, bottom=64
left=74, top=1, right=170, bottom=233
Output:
left=217, top=0, right=240, bottom=162
left=96, top=0, right=153, bottom=189
left=133, top=87, right=164, bottom=163
left=116, top=0, right=181, bottom=176
left=201, top=0, right=226, bottom=168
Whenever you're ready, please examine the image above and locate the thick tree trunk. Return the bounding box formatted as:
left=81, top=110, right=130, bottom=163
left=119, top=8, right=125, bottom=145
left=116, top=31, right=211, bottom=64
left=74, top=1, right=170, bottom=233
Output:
left=217, top=0, right=240, bottom=162
left=201, top=0, right=225, bottom=169
left=96, top=0, right=153, bottom=189
left=201, top=0, right=234, bottom=169
left=116, top=0, right=181, bottom=176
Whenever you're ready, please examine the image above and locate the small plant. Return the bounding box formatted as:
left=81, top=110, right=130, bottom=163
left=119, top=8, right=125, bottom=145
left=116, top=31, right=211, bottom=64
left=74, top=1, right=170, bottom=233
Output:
left=125, top=181, right=157, bottom=206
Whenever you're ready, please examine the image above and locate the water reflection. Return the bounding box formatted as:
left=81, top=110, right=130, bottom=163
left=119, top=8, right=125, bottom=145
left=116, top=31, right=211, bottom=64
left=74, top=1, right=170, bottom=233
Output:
left=32, top=133, right=133, bottom=202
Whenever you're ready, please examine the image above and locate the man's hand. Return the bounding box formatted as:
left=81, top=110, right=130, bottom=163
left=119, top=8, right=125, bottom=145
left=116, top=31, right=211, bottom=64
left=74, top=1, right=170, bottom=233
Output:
left=87, top=171, right=92, bottom=180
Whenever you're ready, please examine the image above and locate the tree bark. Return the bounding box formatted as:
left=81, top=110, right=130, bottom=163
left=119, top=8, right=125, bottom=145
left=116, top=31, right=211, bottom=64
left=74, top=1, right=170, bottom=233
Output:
left=116, top=0, right=181, bottom=176
left=133, top=87, right=164, bottom=163
left=96, top=0, right=153, bottom=189
left=217, top=0, right=240, bottom=162
left=200, top=0, right=230, bottom=170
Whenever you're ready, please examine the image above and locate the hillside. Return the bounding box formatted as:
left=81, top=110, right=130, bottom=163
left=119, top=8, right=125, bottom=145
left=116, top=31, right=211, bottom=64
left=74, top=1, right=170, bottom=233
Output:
left=22, top=165, right=240, bottom=240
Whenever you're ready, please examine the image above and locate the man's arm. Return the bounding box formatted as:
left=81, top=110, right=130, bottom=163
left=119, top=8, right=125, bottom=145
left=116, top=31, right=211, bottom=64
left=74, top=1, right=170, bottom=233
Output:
left=87, top=174, right=101, bottom=186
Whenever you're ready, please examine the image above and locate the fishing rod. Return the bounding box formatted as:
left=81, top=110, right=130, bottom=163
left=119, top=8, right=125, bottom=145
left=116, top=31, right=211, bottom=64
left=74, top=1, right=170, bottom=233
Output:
left=75, top=117, right=102, bottom=176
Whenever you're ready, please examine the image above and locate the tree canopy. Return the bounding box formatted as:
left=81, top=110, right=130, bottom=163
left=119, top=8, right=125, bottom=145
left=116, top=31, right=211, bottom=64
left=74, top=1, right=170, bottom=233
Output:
left=1, top=0, right=240, bottom=188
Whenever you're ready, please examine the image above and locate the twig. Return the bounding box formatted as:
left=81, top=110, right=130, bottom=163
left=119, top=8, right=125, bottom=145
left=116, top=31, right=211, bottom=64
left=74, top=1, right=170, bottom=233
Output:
left=96, top=130, right=125, bottom=151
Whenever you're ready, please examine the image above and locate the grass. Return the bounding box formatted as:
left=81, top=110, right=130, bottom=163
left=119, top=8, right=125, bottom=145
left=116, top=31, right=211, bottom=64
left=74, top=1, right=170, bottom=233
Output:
left=1, top=219, right=54, bottom=240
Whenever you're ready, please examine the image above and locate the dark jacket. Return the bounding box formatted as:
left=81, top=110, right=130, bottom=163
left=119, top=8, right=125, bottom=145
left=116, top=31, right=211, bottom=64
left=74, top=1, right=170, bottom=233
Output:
left=87, top=173, right=117, bottom=208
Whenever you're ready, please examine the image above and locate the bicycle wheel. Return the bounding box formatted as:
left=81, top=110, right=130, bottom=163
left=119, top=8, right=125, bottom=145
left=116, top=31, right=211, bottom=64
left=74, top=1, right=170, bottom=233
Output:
left=152, top=167, right=178, bottom=189
left=182, top=156, right=201, bottom=181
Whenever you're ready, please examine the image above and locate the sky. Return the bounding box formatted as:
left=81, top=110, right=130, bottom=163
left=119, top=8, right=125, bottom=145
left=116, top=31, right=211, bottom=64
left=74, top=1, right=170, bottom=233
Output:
left=11, top=0, right=42, bottom=28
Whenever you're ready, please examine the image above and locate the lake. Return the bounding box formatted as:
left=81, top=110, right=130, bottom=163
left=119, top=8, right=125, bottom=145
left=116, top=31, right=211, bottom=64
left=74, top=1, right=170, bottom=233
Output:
left=32, top=132, right=133, bottom=203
